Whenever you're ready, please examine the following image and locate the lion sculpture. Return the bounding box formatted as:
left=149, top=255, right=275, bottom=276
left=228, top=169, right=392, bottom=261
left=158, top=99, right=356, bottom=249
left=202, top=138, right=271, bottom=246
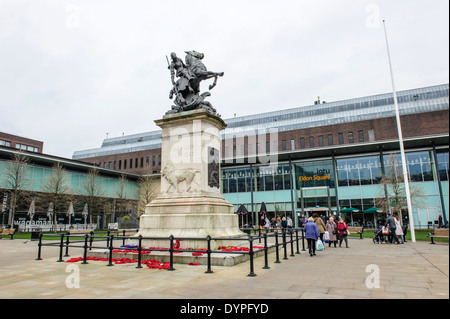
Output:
left=162, top=161, right=201, bottom=193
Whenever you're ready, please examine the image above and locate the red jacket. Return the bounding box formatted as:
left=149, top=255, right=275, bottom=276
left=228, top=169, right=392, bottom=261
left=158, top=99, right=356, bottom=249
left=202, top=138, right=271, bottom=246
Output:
left=337, top=222, right=348, bottom=236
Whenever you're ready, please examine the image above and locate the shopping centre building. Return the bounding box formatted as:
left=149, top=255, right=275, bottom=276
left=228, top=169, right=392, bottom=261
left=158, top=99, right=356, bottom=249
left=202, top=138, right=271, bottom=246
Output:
left=73, top=83, right=449, bottom=229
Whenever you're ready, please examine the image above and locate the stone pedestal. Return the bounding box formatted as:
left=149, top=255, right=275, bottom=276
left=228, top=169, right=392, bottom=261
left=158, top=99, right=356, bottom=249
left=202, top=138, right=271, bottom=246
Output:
left=136, top=109, right=244, bottom=249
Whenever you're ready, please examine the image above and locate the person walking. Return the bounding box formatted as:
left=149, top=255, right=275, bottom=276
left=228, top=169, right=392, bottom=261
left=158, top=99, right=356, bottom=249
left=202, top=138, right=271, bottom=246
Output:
left=326, top=217, right=338, bottom=248
left=264, top=217, right=271, bottom=233
left=337, top=217, right=349, bottom=248
left=394, top=215, right=404, bottom=244
left=313, top=213, right=327, bottom=241
left=287, top=216, right=293, bottom=229
left=304, top=217, right=320, bottom=257
left=385, top=213, right=399, bottom=244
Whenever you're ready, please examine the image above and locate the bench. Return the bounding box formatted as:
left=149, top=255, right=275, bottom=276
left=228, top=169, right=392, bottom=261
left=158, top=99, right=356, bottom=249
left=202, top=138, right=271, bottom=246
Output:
left=1, top=228, right=15, bottom=240
left=348, top=227, right=364, bottom=239
left=427, top=228, right=449, bottom=244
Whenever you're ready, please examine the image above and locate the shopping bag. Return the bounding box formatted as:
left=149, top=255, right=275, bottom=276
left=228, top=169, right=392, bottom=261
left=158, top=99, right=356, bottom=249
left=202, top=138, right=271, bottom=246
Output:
left=316, top=239, right=324, bottom=251
left=382, top=227, right=389, bottom=235
left=324, top=231, right=330, bottom=241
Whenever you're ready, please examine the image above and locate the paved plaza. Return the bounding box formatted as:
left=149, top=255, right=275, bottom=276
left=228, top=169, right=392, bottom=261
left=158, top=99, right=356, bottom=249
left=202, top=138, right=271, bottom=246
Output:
left=0, top=236, right=448, bottom=299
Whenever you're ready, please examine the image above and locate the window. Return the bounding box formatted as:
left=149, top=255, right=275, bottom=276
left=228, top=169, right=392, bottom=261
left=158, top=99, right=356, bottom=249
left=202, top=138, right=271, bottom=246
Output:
left=318, top=136, right=324, bottom=147
left=282, top=140, right=287, bottom=151
left=124, top=160, right=127, bottom=170
left=158, top=155, right=161, bottom=165
left=266, top=142, right=270, bottom=153
left=152, top=156, right=156, bottom=166
left=119, top=160, right=122, bottom=170
left=358, top=130, right=364, bottom=143
left=141, top=157, right=144, bottom=168
left=0, top=140, right=11, bottom=147
left=309, top=137, right=314, bottom=148
left=348, top=132, right=354, bottom=144
left=135, top=158, right=138, bottom=168
left=290, top=139, right=295, bottom=150
left=130, top=159, right=133, bottom=169
left=300, top=138, right=305, bottom=149
left=233, top=146, right=237, bottom=157
left=338, top=133, right=344, bottom=145
left=328, top=135, right=333, bottom=146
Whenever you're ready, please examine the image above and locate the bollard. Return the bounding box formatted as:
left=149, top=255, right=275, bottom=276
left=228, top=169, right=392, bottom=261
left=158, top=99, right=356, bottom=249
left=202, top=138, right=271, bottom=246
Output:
left=89, top=231, right=94, bottom=251
left=64, top=232, right=70, bottom=257
left=57, top=233, right=65, bottom=262
left=205, top=235, right=213, bottom=274
left=295, top=229, right=301, bottom=254
left=122, top=230, right=126, bottom=246
left=301, top=227, right=306, bottom=251
left=262, top=233, right=270, bottom=270
left=36, top=232, right=43, bottom=261
left=247, top=236, right=256, bottom=277
left=290, top=229, right=295, bottom=257
left=107, top=235, right=114, bottom=266
left=82, top=234, right=89, bottom=264
left=282, top=229, right=288, bottom=260
left=274, top=231, right=281, bottom=264
left=136, top=235, right=143, bottom=269
left=168, top=235, right=175, bottom=271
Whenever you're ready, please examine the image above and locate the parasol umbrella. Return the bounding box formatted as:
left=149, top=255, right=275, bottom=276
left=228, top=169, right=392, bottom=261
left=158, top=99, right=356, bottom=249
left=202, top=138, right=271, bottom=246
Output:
left=81, top=203, right=88, bottom=227
left=340, top=207, right=361, bottom=225
left=235, top=205, right=248, bottom=227
left=364, top=207, right=382, bottom=227
left=27, top=199, right=35, bottom=221
left=259, top=202, right=267, bottom=216
left=67, top=202, right=74, bottom=225
left=47, top=202, right=54, bottom=221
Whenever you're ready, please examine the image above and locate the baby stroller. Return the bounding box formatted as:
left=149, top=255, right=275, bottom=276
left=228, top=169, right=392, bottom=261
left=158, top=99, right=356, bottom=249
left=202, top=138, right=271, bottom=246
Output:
left=373, top=226, right=388, bottom=244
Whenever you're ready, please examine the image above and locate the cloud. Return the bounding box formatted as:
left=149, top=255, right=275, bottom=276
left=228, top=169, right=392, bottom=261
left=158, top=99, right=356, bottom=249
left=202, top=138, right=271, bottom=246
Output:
left=0, top=0, right=448, bottom=158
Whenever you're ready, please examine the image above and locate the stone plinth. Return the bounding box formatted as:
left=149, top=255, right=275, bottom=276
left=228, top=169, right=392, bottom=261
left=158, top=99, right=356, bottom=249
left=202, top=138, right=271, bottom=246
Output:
left=135, top=109, right=245, bottom=249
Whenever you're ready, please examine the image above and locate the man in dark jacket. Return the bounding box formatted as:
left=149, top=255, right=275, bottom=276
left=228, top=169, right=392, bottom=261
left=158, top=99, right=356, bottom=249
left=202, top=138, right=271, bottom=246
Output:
left=385, top=213, right=399, bottom=244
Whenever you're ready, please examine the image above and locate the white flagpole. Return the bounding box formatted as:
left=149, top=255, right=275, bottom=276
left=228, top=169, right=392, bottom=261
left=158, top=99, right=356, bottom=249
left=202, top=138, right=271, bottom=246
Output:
left=383, top=19, right=416, bottom=243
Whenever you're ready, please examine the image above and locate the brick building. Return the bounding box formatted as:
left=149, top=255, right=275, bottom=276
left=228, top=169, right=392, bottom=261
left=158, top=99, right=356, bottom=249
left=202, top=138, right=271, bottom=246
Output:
left=0, top=132, right=44, bottom=153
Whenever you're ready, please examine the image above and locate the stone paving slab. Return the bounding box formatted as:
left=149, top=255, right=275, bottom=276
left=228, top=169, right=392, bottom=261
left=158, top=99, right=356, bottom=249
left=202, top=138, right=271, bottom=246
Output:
left=0, top=237, right=448, bottom=299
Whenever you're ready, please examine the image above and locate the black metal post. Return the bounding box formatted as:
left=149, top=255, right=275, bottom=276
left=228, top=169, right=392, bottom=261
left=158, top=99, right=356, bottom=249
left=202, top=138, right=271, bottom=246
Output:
left=64, top=232, right=70, bottom=257
left=122, top=230, right=126, bottom=246
left=205, top=235, right=213, bottom=274
left=82, top=234, right=89, bottom=264
left=168, top=235, right=175, bottom=271
left=282, top=229, right=288, bottom=260
left=36, top=232, right=43, bottom=261
left=262, top=232, right=270, bottom=269
left=290, top=229, right=295, bottom=257
left=57, top=233, right=64, bottom=262
left=89, top=231, right=94, bottom=251
left=274, top=231, right=280, bottom=264
left=295, top=229, right=301, bottom=254
left=301, top=227, right=306, bottom=251
left=107, top=235, right=114, bottom=266
left=247, top=236, right=256, bottom=277
left=136, top=235, right=143, bottom=269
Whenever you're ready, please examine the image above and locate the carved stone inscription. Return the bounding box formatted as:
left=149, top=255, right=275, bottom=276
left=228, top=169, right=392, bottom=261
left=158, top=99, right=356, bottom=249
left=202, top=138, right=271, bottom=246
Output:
left=208, top=147, right=220, bottom=189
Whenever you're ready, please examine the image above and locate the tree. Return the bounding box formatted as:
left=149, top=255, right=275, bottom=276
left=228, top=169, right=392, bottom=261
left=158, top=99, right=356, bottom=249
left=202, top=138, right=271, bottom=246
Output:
left=376, top=153, right=425, bottom=224
left=138, top=166, right=159, bottom=217
left=3, top=152, right=30, bottom=229
left=81, top=168, right=106, bottom=227
left=42, top=162, right=72, bottom=232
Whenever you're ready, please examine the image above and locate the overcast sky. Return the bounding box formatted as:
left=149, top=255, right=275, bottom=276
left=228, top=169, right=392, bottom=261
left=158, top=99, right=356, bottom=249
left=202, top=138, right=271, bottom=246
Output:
left=0, top=0, right=448, bottom=159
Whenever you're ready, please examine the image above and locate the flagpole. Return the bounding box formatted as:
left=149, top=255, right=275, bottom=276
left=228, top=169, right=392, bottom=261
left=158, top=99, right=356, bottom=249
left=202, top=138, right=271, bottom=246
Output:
left=383, top=19, right=416, bottom=243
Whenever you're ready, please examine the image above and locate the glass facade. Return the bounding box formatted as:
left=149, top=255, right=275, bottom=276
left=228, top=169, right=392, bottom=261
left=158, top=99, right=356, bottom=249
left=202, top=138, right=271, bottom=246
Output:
left=222, top=150, right=449, bottom=228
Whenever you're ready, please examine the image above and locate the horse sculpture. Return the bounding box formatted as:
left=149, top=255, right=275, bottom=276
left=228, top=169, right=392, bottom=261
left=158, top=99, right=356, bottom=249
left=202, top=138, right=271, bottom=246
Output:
left=167, top=51, right=224, bottom=116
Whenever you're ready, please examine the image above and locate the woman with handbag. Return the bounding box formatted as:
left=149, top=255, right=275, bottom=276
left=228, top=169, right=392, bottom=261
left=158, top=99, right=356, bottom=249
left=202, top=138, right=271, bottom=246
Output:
left=337, top=217, right=349, bottom=248
left=304, top=217, right=320, bottom=257
left=326, top=217, right=338, bottom=248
